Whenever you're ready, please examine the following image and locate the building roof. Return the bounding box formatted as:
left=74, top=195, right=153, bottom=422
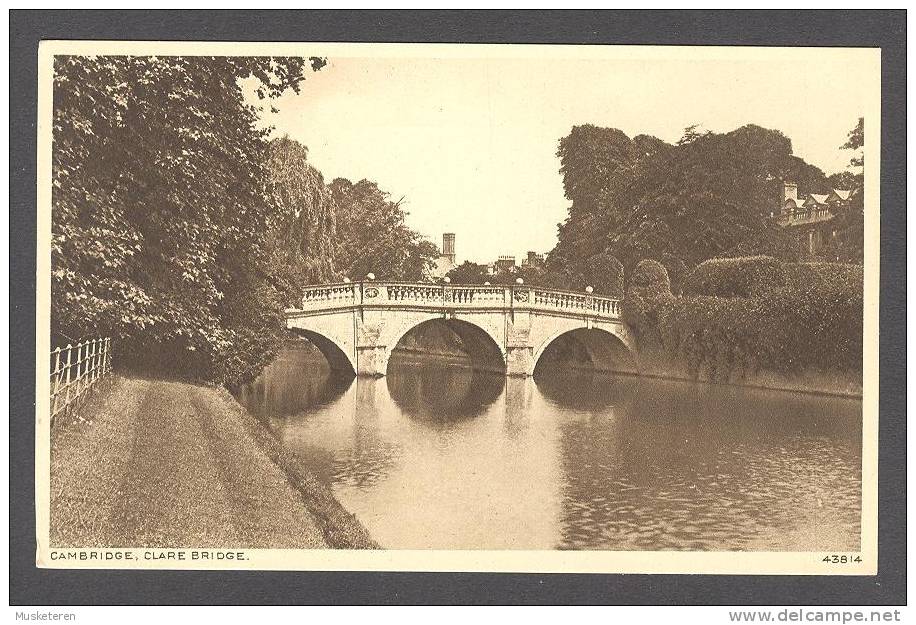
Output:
left=784, top=198, right=805, bottom=209
left=806, top=193, right=830, bottom=205
left=831, top=189, right=852, bottom=201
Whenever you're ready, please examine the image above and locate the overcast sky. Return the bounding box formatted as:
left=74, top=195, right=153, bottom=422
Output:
left=261, top=51, right=871, bottom=264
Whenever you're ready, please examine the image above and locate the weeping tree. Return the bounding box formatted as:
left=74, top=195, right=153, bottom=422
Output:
left=266, top=136, right=338, bottom=302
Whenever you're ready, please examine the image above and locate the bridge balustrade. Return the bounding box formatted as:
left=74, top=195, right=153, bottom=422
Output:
left=300, top=284, right=357, bottom=310
left=295, top=282, right=621, bottom=320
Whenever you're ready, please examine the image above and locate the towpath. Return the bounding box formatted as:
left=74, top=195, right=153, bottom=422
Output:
left=50, top=376, right=375, bottom=549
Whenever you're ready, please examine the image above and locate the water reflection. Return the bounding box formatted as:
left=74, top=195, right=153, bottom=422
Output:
left=237, top=343, right=352, bottom=419
left=236, top=347, right=862, bottom=551
left=386, top=355, right=505, bottom=422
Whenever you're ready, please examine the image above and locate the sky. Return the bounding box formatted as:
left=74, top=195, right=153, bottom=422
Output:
left=259, top=49, right=872, bottom=264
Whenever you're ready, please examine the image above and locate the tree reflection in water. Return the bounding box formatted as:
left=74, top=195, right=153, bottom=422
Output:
left=542, top=375, right=863, bottom=551
left=237, top=341, right=863, bottom=551
left=236, top=342, right=353, bottom=419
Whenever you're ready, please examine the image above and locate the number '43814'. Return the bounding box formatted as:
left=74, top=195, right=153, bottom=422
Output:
left=823, top=554, right=862, bottom=563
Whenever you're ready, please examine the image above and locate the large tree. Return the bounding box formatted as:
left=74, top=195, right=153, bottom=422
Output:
left=52, top=55, right=324, bottom=384
left=825, top=118, right=865, bottom=263
left=330, top=178, right=438, bottom=281
left=549, top=124, right=827, bottom=274
left=266, top=136, right=337, bottom=302
left=445, top=261, right=491, bottom=284
left=549, top=126, right=672, bottom=281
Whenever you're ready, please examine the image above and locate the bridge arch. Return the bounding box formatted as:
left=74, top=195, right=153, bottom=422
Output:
left=385, top=316, right=507, bottom=376
left=288, top=327, right=357, bottom=377
left=532, top=326, right=637, bottom=377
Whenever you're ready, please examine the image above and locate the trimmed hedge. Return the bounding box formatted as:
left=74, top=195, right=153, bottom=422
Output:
left=682, top=255, right=785, bottom=298
left=658, top=296, right=765, bottom=381
left=658, top=260, right=863, bottom=381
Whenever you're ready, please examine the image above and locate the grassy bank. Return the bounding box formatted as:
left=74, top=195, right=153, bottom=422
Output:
left=50, top=374, right=377, bottom=549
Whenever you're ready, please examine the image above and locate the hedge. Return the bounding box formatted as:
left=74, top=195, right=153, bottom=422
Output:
left=650, top=259, right=863, bottom=381
left=682, top=255, right=785, bottom=298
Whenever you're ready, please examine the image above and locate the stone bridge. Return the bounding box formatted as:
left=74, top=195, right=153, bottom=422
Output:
left=284, top=282, right=636, bottom=377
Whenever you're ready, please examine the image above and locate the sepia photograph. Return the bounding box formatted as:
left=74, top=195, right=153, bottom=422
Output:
left=33, top=39, right=881, bottom=576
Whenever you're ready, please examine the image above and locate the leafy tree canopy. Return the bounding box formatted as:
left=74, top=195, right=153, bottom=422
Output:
left=548, top=123, right=836, bottom=275
left=52, top=55, right=323, bottom=384
left=826, top=118, right=865, bottom=263
left=445, top=261, right=491, bottom=284
left=266, top=136, right=337, bottom=301
left=330, top=178, right=438, bottom=281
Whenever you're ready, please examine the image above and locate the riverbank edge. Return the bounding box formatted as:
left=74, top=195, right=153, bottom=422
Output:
left=568, top=367, right=864, bottom=400
left=212, top=385, right=380, bottom=549
left=631, top=351, right=863, bottom=399
left=394, top=347, right=863, bottom=399
left=289, top=335, right=863, bottom=399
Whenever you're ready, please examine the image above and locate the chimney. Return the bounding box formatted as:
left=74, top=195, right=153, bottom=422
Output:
left=442, top=233, right=456, bottom=263
left=780, top=181, right=798, bottom=203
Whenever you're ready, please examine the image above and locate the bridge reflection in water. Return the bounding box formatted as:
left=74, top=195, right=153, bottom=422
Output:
left=236, top=343, right=862, bottom=551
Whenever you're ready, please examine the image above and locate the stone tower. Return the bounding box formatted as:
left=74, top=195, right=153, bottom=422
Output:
left=442, top=233, right=456, bottom=264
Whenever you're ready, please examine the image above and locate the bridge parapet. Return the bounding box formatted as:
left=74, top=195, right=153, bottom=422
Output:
left=292, top=282, right=621, bottom=320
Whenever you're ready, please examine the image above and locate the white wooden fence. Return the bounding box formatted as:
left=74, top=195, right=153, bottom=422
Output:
left=50, top=337, right=112, bottom=424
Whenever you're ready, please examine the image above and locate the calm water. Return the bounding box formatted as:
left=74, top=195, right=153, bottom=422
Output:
left=237, top=346, right=862, bottom=551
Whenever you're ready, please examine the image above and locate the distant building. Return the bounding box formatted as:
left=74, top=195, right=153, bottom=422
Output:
left=492, top=255, right=517, bottom=274
left=430, top=232, right=457, bottom=278
left=521, top=251, right=544, bottom=267
left=773, top=181, right=852, bottom=256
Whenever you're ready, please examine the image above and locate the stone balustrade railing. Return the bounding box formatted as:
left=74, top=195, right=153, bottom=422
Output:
left=777, top=210, right=835, bottom=227
left=290, top=282, right=621, bottom=320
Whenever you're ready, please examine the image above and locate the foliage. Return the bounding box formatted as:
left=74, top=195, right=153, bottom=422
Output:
left=580, top=252, right=625, bottom=297
left=825, top=118, right=865, bottom=263
left=660, top=254, right=689, bottom=295
left=265, top=136, right=337, bottom=304
left=330, top=178, right=438, bottom=281
left=621, top=260, right=673, bottom=335
left=443, top=259, right=574, bottom=291
left=445, top=261, right=491, bottom=284
left=658, top=295, right=764, bottom=381
left=549, top=125, right=670, bottom=276
left=842, top=117, right=864, bottom=169
left=550, top=124, right=833, bottom=273
left=682, top=256, right=786, bottom=298
left=657, top=260, right=862, bottom=381
left=51, top=55, right=324, bottom=385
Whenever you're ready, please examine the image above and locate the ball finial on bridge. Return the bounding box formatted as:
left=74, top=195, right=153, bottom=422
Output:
left=366, top=273, right=375, bottom=281
left=343, top=277, right=351, bottom=283
left=516, top=277, right=524, bottom=285
left=585, top=286, right=594, bottom=294
left=443, top=276, right=451, bottom=283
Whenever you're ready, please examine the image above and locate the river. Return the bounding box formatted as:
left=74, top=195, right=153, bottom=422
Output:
left=236, top=345, right=862, bottom=551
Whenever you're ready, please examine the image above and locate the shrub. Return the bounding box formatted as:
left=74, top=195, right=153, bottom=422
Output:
left=582, top=253, right=625, bottom=297
left=682, top=255, right=785, bottom=298
left=768, top=262, right=863, bottom=373
left=782, top=262, right=863, bottom=294
left=622, top=260, right=673, bottom=336
left=661, top=254, right=689, bottom=295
